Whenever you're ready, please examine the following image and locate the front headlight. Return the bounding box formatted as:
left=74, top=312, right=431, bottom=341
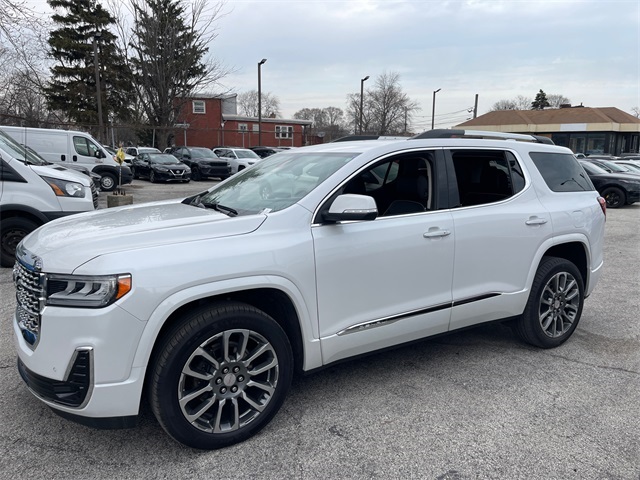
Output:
left=41, top=176, right=86, bottom=198
left=45, top=273, right=131, bottom=308
left=155, top=167, right=169, bottom=172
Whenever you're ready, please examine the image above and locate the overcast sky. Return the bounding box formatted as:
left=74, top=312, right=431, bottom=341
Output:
left=25, top=0, right=640, bottom=130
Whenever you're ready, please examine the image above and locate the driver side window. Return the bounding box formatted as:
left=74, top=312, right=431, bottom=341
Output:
left=342, top=152, right=435, bottom=216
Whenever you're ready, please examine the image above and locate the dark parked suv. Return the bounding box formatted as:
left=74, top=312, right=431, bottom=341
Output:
left=579, top=160, right=640, bottom=208
left=170, top=146, right=230, bottom=181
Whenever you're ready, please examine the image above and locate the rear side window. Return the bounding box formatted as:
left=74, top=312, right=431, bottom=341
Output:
left=450, top=149, right=522, bottom=207
left=530, top=152, right=594, bottom=192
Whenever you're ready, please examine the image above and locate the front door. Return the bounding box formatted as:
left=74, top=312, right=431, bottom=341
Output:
left=312, top=152, right=455, bottom=365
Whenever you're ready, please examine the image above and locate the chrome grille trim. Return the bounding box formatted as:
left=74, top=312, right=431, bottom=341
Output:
left=13, top=259, right=45, bottom=349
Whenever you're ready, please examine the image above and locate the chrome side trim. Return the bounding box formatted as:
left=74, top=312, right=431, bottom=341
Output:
left=336, top=292, right=503, bottom=336
left=337, top=303, right=451, bottom=336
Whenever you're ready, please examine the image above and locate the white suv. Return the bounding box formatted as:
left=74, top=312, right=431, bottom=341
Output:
left=12, top=130, right=605, bottom=449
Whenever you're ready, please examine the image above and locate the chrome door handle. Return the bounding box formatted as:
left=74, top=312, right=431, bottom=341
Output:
left=525, top=217, right=548, bottom=226
left=423, top=229, right=451, bottom=238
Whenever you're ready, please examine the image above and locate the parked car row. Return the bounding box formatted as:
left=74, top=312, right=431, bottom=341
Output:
left=578, top=158, right=640, bottom=208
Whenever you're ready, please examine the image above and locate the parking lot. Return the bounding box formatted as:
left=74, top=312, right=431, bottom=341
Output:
left=1, top=180, right=639, bottom=479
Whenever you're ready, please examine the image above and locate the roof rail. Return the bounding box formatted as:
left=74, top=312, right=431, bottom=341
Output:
left=410, top=129, right=555, bottom=145
left=331, top=135, right=409, bottom=143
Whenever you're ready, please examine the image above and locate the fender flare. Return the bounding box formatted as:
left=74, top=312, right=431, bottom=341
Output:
left=130, top=274, right=323, bottom=373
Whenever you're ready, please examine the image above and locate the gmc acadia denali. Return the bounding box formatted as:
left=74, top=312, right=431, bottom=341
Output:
left=12, top=130, right=605, bottom=449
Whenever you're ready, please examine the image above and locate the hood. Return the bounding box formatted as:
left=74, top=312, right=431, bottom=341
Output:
left=31, top=164, right=92, bottom=186
left=21, top=200, right=267, bottom=272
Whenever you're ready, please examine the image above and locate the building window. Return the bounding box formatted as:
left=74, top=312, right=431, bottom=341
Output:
left=275, top=125, right=293, bottom=139
left=252, top=124, right=259, bottom=132
left=239, top=123, right=248, bottom=132
left=192, top=100, right=206, bottom=114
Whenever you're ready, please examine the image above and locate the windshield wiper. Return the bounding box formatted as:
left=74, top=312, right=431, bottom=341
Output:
left=203, top=202, right=238, bottom=217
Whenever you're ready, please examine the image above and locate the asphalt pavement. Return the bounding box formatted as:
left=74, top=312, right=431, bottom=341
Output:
left=1, top=180, right=638, bottom=479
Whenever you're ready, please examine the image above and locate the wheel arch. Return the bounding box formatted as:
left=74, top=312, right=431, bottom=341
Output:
left=540, top=240, right=589, bottom=288
left=0, top=205, right=49, bottom=225
left=136, top=282, right=315, bottom=406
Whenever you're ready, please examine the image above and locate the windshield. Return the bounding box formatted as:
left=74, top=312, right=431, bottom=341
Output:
left=195, top=151, right=358, bottom=214
left=149, top=154, right=181, bottom=165
left=191, top=148, right=217, bottom=159
left=581, top=162, right=608, bottom=175
left=235, top=150, right=260, bottom=159
left=0, top=129, right=48, bottom=166
left=598, top=159, right=629, bottom=173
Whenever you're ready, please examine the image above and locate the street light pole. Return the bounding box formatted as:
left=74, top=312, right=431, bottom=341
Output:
left=431, top=88, right=441, bottom=130
left=258, top=58, right=267, bottom=146
left=93, top=32, right=104, bottom=143
left=359, top=75, right=369, bottom=135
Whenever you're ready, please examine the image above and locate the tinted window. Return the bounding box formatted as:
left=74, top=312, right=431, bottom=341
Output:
left=450, top=150, right=516, bottom=207
left=341, top=151, right=435, bottom=215
left=530, top=152, right=594, bottom=192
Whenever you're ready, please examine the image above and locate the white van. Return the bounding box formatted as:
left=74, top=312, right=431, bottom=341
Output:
left=0, top=126, right=132, bottom=192
left=0, top=128, right=97, bottom=267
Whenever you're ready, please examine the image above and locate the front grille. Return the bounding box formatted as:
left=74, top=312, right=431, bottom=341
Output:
left=90, top=183, right=99, bottom=209
left=13, top=260, right=44, bottom=348
left=18, top=349, right=93, bottom=408
left=206, top=161, right=228, bottom=167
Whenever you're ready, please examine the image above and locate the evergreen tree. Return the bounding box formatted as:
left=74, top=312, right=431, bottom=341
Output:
left=531, top=90, right=551, bottom=110
left=129, top=0, right=210, bottom=149
left=45, top=0, right=132, bottom=141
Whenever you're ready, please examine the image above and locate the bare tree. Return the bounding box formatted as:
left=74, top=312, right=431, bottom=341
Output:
left=632, top=107, right=640, bottom=118
left=547, top=94, right=571, bottom=108
left=490, top=95, right=531, bottom=111
left=347, top=72, right=418, bottom=135
left=109, top=0, right=230, bottom=148
left=0, top=1, right=52, bottom=123
left=237, top=90, right=281, bottom=118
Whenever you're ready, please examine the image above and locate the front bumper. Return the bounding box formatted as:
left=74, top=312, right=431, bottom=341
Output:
left=201, top=164, right=231, bottom=178
left=13, top=304, right=147, bottom=420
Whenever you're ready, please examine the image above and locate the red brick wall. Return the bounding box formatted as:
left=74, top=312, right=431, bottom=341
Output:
left=173, top=97, right=310, bottom=148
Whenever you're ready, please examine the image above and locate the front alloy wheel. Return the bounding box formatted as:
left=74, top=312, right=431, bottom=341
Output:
left=150, top=303, right=293, bottom=449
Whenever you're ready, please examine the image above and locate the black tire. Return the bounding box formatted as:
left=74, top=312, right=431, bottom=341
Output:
left=131, top=167, right=139, bottom=179
left=1, top=217, right=39, bottom=267
left=100, top=172, right=118, bottom=192
left=514, top=256, right=584, bottom=348
left=191, top=167, right=202, bottom=181
left=149, top=170, right=157, bottom=183
left=150, top=302, right=293, bottom=450
left=602, top=186, right=625, bottom=208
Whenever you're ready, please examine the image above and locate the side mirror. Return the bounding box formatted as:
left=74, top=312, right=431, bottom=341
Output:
left=322, top=194, right=378, bottom=223
left=95, top=150, right=105, bottom=159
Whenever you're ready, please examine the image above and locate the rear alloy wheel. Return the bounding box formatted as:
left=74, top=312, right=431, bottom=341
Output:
left=602, top=186, right=625, bottom=208
left=191, top=167, right=202, bottom=181
left=150, top=303, right=293, bottom=450
left=150, top=170, right=157, bottom=183
left=515, top=256, right=584, bottom=348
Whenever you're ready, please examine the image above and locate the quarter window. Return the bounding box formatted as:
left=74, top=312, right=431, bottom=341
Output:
left=530, top=152, right=594, bottom=192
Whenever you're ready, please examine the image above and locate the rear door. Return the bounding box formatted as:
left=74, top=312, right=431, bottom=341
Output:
left=445, top=148, right=551, bottom=330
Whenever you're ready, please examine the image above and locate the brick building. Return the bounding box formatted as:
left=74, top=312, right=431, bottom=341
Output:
left=171, top=93, right=313, bottom=149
